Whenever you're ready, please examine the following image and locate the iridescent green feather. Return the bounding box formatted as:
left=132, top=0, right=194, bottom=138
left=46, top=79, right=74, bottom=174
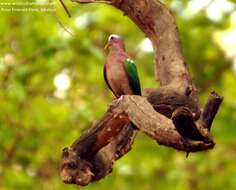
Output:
left=124, top=58, right=141, bottom=95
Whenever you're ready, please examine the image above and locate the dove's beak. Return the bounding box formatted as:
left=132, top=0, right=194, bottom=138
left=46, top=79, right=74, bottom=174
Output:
left=104, top=42, right=112, bottom=50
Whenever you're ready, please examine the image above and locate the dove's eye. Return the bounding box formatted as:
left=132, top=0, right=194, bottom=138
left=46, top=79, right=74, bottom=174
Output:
left=108, top=34, right=120, bottom=42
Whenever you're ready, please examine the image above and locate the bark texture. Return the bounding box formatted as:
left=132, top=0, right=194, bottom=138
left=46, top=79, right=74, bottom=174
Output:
left=60, top=0, right=223, bottom=186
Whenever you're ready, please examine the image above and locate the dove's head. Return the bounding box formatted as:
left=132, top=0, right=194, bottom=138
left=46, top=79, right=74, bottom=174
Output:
left=104, top=34, right=125, bottom=51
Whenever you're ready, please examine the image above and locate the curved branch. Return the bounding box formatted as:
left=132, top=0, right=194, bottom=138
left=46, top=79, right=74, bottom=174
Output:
left=60, top=94, right=222, bottom=185
left=62, top=0, right=224, bottom=186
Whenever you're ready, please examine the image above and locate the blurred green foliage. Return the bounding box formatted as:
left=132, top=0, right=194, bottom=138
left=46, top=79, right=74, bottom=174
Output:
left=0, top=0, right=236, bottom=190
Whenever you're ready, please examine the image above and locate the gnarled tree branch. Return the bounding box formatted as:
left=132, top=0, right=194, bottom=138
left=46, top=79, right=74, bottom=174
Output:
left=60, top=0, right=223, bottom=186
left=61, top=94, right=222, bottom=185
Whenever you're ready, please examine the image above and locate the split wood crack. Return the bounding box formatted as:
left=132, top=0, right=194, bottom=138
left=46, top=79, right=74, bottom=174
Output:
left=60, top=0, right=223, bottom=186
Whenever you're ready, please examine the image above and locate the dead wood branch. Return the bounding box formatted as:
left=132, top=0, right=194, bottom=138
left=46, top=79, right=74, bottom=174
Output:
left=60, top=0, right=224, bottom=185
left=198, top=91, right=224, bottom=130
left=61, top=122, right=137, bottom=185
left=61, top=94, right=222, bottom=185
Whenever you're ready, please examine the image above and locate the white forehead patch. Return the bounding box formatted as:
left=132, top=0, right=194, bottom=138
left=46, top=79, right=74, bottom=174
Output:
left=108, top=34, right=121, bottom=41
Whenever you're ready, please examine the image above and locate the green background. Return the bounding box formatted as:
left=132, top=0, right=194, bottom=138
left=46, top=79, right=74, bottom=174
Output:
left=0, top=0, right=236, bottom=189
